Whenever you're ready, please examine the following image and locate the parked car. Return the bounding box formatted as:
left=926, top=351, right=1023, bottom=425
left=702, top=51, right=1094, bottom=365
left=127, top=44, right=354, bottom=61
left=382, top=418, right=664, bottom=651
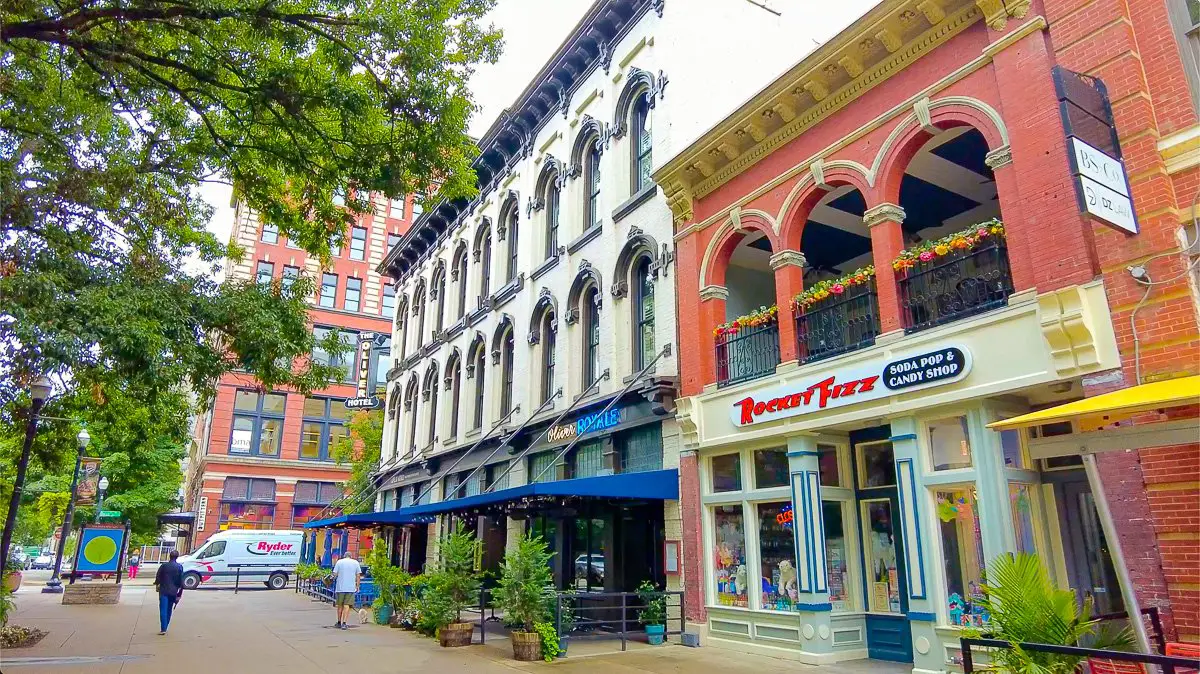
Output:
left=31, top=554, right=54, bottom=570
left=573, top=554, right=605, bottom=586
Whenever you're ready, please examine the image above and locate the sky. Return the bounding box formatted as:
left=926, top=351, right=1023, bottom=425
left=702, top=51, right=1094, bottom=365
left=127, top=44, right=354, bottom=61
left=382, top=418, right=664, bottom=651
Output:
left=197, top=0, right=864, bottom=255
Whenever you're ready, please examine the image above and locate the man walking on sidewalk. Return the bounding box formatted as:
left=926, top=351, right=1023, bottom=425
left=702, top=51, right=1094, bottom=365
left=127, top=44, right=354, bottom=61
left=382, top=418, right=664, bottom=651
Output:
left=153, top=550, right=185, bottom=635
left=330, top=552, right=361, bottom=630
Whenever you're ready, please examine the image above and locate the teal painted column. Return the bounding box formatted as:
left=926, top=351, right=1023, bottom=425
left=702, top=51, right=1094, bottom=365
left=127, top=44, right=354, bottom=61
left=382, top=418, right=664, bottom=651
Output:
left=786, top=435, right=834, bottom=656
left=888, top=416, right=941, bottom=671
left=968, top=407, right=1013, bottom=565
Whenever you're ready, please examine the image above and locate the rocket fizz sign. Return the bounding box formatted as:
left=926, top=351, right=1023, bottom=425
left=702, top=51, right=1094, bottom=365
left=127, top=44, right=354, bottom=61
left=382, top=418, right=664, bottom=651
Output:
left=730, top=346, right=972, bottom=427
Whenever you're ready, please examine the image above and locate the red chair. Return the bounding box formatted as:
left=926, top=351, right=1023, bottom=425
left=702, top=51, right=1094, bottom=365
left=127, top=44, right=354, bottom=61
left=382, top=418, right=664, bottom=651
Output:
left=1166, top=643, right=1200, bottom=674
left=1087, top=658, right=1145, bottom=674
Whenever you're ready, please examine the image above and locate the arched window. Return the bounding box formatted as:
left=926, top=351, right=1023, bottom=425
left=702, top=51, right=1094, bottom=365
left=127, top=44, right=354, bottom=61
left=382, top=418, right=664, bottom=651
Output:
left=423, top=366, right=439, bottom=447
left=499, top=328, right=515, bottom=416
left=540, top=310, right=556, bottom=404
left=413, top=282, right=427, bottom=350
left=454, top=246, right=468, bottom=319
left=396, top=296, right=409, bottom=360
left=478, top=231, right=492, bottom=305
left=585, top=144, right=601, bottom=231
left=433, top=267, right=446, bottom=333
left=472, top=343, right=487, bottom=430
left=632, top=93, right=653, bottom=193
left=447, top=356, right=462, bottom=440
left=404, top=377, right=419, bottom=456
left=504, top=206, right=519, bottom=283
left=545, top=180, right=560, bottom=259
left=633, top=255, right=655, bottom=370
left=583, top=285, right=601, bottom=387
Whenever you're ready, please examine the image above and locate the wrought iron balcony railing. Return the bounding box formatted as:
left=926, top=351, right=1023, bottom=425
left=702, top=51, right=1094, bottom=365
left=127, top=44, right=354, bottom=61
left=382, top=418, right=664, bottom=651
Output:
left=715, top=322, right=780, bottom=388
left=898, top=239, right=1014, bottom=333
left=795, top=280, right=881, bottom=364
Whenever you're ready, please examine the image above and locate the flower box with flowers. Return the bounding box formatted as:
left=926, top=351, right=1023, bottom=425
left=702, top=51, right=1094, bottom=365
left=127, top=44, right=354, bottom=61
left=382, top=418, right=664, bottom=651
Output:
left=713, top=305, right=779, bottom=339
left=791, top=265, right=876, bottom=314
left=892, top=220, right=1006, bottom=276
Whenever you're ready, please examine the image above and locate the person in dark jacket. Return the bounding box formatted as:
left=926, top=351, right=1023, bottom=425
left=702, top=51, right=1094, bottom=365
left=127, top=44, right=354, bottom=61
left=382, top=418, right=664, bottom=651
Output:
left=153, top=550, right=185, bottom=635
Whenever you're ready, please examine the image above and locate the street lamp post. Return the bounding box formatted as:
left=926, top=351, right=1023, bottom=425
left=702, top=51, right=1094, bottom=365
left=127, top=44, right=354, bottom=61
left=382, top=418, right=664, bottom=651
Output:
left=44, top=428, right=90, bottom=592
left=0, top=376, right=53, bottom=582
left=95, top=476, right=110, bottom=522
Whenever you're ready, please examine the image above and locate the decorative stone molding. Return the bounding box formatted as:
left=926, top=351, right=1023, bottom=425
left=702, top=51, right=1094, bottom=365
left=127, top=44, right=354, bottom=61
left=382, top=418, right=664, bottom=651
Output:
left=421, top=387, right=431, bottom=402
left=769, top=250, right=807, bottom=270
left=984, top=144, right=1013, bottom=169
left=443, top=375, right=453, bottom=391
left=627, top=225, right=644, bottom=240
left=491, top=348, right=502, bottom=365
left=914, top=97, right=939, bottom=135
left=650, top=242, right=675, bottom=278
left=611, top=280, right=629, bottom=299
left=1005, top=0, right=1030, bottom=18
left=527, top=330, right=540, bottom=346
left=975, top=0, right=1007, bottom=29
left=863, top=203, right=906, bottom=228
left=465, top=361, right=476, bottom=379
left=539, top=286, right=552, bottom=300
left=810, top=158, right=829, bottom=190
left=564, top=307, right=580, bottom=325
left=699, top=284, right=729, bottom=301
left=1037, top=283, right=1117, bottom=377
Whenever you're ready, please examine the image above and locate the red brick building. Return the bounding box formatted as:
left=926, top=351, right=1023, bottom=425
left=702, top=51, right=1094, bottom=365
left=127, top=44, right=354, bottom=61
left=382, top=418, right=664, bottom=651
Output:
left=184, top=194, right=416, bottom=555
left=655, top=0, right=1198, bottom=665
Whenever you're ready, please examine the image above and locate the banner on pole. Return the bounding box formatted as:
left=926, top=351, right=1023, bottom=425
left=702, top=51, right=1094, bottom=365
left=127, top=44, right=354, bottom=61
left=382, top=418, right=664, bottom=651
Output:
left=76, top=457, right=103, bottom=505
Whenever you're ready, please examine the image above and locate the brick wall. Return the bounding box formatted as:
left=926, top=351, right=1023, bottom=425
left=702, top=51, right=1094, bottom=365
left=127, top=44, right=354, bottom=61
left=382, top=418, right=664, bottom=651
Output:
left=1044, top=0, right=1200, bottom=640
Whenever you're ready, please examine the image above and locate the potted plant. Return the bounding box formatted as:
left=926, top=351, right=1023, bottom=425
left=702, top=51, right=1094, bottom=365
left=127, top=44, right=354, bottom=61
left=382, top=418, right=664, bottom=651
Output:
left=365, top=545, right=407, bottom=626
left=555, top=592, right=577, bottom=655
left=493, top=533, right=554, bottom=661
left=637, top=580, right=667, bottom=645
left=4, top=555, right=23, bottom=592
left=427, top=521, right=481, bottom=647
left=964, top=553, right=1132, bottom=673
left=397, top=574, right=426, bottom=629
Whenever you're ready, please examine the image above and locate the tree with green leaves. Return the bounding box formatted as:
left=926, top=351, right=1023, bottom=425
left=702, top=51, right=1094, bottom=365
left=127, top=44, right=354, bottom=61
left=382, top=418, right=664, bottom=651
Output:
left=330, top=410, right=383, bottom=515
left=1, top=0, right=501, bottom=407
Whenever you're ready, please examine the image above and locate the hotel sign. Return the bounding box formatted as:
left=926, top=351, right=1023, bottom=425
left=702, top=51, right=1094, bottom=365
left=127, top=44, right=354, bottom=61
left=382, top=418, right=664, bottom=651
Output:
left=730, top=346, right=971, bottom=427
left=546, top=407, right=623, bottom=443
left=345, top=332, right=382, bottom=411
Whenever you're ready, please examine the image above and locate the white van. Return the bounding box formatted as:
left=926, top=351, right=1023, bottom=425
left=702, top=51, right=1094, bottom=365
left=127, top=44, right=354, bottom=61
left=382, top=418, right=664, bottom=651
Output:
left=178, top=530, right=303, bottom=590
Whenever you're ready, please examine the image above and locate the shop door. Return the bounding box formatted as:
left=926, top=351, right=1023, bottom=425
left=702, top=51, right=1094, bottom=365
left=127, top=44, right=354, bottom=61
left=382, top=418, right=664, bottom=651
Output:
left=853, top=433, right=913, bottom=664
left=1059, top=478, right=1125, bottom=616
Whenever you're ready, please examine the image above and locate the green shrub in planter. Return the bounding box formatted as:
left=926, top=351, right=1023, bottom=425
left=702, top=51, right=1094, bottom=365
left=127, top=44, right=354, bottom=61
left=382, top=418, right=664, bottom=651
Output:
left=493, top=533, right=554, bottom=660
left=637, top=580, right=668, bottom=645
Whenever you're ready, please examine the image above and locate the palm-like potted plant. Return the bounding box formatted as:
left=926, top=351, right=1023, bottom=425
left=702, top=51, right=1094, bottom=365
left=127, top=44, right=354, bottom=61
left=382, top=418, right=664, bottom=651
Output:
left=965, top=553, right=1132, bottom=673
left=493, top=533, right=554, bottom=661
left=426, top=521, right=481, bottom=647
left=637, top=580, right=668, bottom=645
left=365, top=545, right=408, bottom=626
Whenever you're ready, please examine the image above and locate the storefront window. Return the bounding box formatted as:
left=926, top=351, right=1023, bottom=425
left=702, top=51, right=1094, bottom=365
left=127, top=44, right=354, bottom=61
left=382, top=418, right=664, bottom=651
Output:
left=571, top=518, right=607, bottom=592
left=1009, top=483, right=1038, bottom=555
left=929, top=416, right=972, bottom=471
left=713, top=505, right=747, bottom=607
left=818, top=444, right=842, bottom=487
left=219, top=502, right=275, bottom=530
left=935, top=487, right=986, bottom=625
left=999, top=428, right=1027, bottom=469
left=572, top=441, right=604, bottom=478
left=862, top=500, right=901, bottom=614
left=753, top=449, right=789, bottom=489
left=617, top=424, right=662, bottom=473
left=858, top=442, right=896, bottom=488
left=757, top=502, right=797, bottom=611
left=712, top=454, right=742, bottom=492
left=823, top=501, right=853, bottom=612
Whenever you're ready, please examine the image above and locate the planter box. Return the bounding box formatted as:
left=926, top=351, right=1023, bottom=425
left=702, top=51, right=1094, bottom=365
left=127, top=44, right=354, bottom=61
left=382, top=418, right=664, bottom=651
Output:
left=511, top=630, right=542, bottom=661
left=438, top=621, right=473, bottom=647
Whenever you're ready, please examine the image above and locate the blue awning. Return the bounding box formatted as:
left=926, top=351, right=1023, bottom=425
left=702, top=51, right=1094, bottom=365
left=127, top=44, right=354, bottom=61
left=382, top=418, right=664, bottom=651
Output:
left=303, top=511, right=433, bottom=529
left=384, top=468, right=680, bottom=519
left=303, top=514, right=351, bottom=529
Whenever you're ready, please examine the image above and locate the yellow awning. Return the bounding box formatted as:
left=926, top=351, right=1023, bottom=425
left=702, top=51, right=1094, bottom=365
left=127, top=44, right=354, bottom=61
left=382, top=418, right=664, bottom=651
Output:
left=988, top=375, right=1200, bottom=431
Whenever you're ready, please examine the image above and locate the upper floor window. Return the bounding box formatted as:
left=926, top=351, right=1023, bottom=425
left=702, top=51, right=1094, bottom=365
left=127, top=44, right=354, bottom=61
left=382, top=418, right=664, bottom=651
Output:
left=344, top=277, right=362, bottom=312
left=632, top=93, right=653, bottom=193
left=396, top=297, right=409, bottom=360
left=504, top=207, right=519, bottom=283
left=447, top=357, right=462, bottom=440
left=231, top=390, right=285, bottom=457
left=413, top=282, right=427, bottom=349
left=300, top=397, right=349, bottom=461
left=319, top=273, right=337, bottom=308
left=286, top=236, right=301, bottom=249
left=633, top=256, right=655, bottom=370
left=387, top=233, right=402, bottom=251
left=329, top=232, right=342, bottom=258
left=583, top=286, right=601, bottom=388
left=312, top=326, right=357, bottom=383
left=546, top=181, right=560, bottom=259
left=261, top=222, right=279, bottom=244
left=423, top=367, right=439, bottom=446
left=411, top=199, right=424, bottom=217
left=540, top=310, right=556, bottom=404
left=294, top=481, right=340, bottom=505
left=585, top=145, right=602, bottom=231
left=349, top=227, right=367, bottom=261
left=281, top=265, right=300, bottom=294
left=222, top=477, right=276, bottom=502
left=454, top=247, right=469, bottom=319
left=371, top=337, right=391, bottom=394
left=479, top=231, right=492, bottom=304
left=433, top=268, right=446, bottom=332
left=472, top=343, right=487, bottom=430
left=389, top=197, right=406, bottom=219
left=499, top=328, right=515, bottom=417
left=382, top=284, right=396, bottom=317
left=404, top=377, right=419, bottom=455
left=255, top=260, right=274, bottom=286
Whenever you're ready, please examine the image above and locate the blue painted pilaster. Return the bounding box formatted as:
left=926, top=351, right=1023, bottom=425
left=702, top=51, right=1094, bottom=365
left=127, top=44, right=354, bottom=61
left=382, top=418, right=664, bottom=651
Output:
left=786, top=435, right=834, bottom=656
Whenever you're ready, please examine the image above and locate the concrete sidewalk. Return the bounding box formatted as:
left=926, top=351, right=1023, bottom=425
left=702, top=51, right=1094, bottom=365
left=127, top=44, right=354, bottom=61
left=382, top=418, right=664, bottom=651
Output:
left=2, top=580, right=905, bottom=674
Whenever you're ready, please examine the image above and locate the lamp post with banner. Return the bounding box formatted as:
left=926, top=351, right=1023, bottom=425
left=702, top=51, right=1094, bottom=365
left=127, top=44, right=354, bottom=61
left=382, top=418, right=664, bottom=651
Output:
left=0, top=376, right=53, bottom=582
left=44, top=428, right=91, bottom=592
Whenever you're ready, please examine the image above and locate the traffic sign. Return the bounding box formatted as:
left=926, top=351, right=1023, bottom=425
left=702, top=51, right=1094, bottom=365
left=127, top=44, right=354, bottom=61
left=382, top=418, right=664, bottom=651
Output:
left=99, top=510, right=121, bottom=518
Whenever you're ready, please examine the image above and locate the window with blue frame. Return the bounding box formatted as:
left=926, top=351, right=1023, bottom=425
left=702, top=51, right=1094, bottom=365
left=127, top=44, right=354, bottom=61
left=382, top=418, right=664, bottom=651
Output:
left=294, top=481, right=339, bottom=506
left=529, top=451, right=558, bottom=484
left=299, top=397, right=349, bottom=460
left=617, top=424, right=663, bottom=473
left=312, top=326, right=358, bottom=383
left=349, top=226, right=367, bottom=261
left=255, top=260, right=274, bottom=286
left=382, top=284, right=396, bottom=317
left=230, top=390, right=285, bottom=457
left=571, top=441, right=605, bottom=478
left=282, top=265, right=299, bottom=294
left=371, top=337, right=391, bottom=394
left=261, top=222, right=279, bottom=244
left=319, top=273, right=337, bottom=308
left=487, top=462, right=510, bottom=492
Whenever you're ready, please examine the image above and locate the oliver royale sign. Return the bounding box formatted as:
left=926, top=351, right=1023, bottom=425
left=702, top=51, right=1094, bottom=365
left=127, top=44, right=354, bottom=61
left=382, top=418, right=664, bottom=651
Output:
left=730, top=346, right=972, bottom=427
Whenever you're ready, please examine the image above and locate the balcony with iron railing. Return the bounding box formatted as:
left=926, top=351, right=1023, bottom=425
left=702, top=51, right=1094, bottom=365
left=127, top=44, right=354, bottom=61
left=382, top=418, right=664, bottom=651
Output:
left=714, top=308, right=780, bottom=388
left=895, top=220, right=1013, bottom=334
left=794, top=266, right=881, bottom=365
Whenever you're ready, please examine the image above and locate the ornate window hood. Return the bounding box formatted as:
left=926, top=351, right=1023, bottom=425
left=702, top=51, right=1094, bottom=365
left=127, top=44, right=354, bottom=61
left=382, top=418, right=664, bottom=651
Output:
left=652, top=0, right=1021, bottom=226
left=379, top=0, right=663, bottom=281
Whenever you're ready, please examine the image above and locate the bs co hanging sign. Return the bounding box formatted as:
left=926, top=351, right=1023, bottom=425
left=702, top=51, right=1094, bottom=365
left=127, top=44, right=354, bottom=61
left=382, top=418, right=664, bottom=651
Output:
left=730, top=346, right=971, bottom=427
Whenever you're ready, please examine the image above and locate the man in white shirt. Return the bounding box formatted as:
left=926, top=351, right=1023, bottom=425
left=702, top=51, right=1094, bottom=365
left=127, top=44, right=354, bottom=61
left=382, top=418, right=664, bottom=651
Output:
left=330, top=552, right=362, bottom=630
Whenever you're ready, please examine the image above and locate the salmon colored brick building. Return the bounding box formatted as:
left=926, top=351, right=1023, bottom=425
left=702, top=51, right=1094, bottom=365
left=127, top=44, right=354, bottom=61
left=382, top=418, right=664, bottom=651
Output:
left=184, top=194, right=418, bottom=561
left=655, top=0, right=1199, bottom=667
